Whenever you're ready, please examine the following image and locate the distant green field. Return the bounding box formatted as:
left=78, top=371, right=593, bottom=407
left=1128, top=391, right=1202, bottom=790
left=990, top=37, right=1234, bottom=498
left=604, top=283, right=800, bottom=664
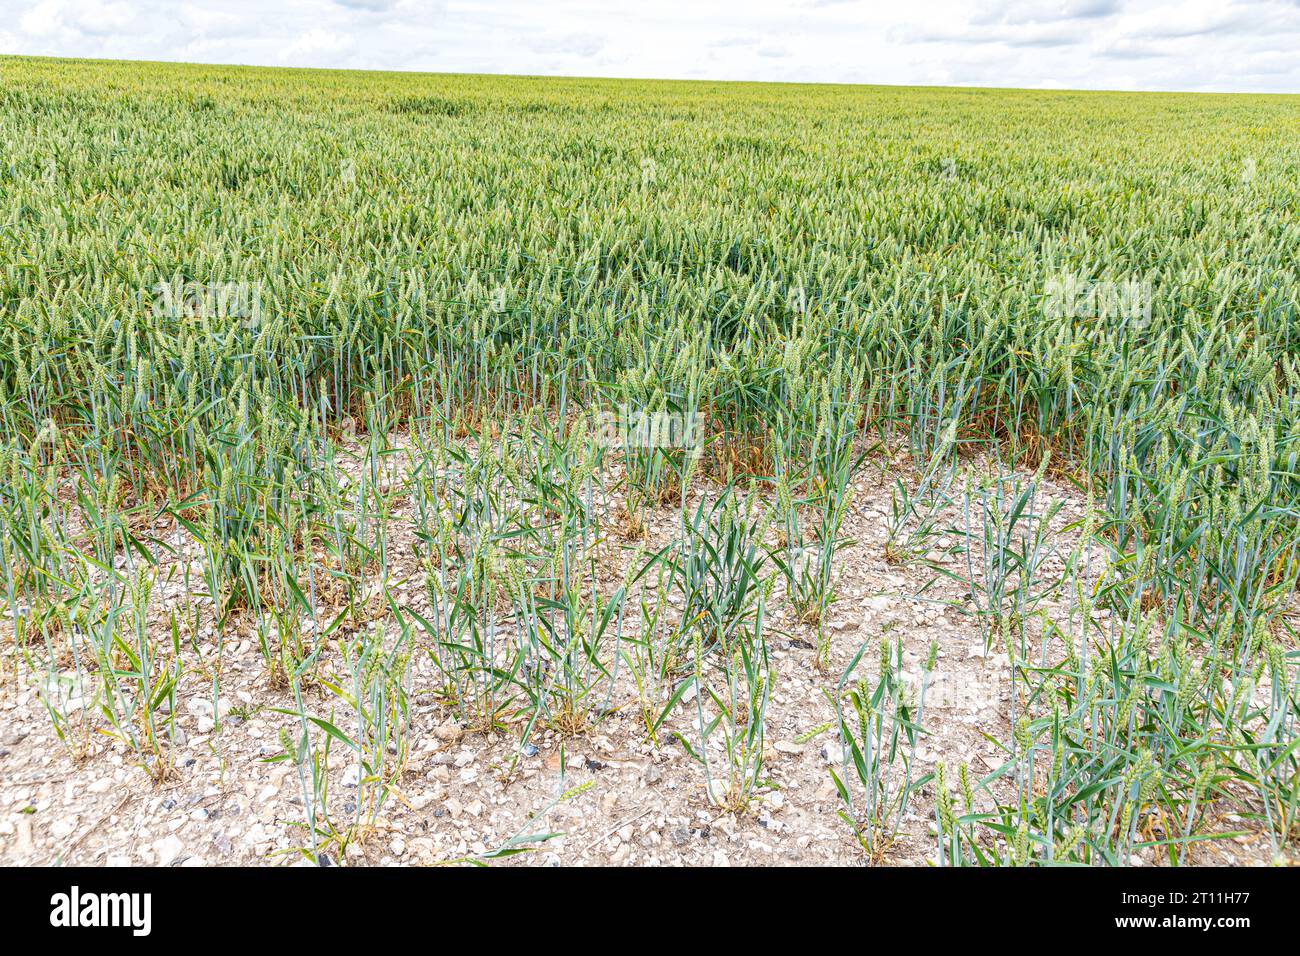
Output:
left=1, top=55, right=1298, bottom=865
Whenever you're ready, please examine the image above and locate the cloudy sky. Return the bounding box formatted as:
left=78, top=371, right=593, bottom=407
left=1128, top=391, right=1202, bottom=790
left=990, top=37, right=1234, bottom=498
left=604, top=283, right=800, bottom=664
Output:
left=2, top=0, right=1299, bottom=93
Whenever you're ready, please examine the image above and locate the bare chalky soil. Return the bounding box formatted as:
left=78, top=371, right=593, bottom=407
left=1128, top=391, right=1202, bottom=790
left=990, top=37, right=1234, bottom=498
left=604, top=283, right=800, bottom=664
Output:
left=0, top=450, right=1284, bottom=867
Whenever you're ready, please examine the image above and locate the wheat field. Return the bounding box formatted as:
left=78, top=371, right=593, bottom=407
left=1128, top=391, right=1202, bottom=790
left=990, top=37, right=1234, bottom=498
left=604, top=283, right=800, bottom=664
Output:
left=0, top=54, right=1298, bottom=866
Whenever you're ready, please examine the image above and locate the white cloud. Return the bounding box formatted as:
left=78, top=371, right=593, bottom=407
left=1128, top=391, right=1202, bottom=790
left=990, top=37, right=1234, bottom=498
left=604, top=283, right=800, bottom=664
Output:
left=279, top=27, right=356, bottom=64
left=973, top=1, right=1124, bottom=26
left=17, top=0, right=139, bottom=36
left=525, top=32, right=606, bottom=57
left=177, top=4, right=249, bottom=38
left=0, top=0, right=1297, bottom=92
left=18, top=0, right=64, bottom=36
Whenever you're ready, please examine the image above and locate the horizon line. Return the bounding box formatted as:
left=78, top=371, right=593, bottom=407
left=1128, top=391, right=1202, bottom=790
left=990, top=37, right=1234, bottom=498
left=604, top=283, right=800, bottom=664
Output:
left=4, top=52, right=1299, bottom=99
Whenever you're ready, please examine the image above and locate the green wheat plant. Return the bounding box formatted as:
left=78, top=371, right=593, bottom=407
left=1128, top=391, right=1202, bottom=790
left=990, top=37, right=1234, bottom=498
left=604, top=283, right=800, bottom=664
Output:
left=831, top=638, right=935, bottom=861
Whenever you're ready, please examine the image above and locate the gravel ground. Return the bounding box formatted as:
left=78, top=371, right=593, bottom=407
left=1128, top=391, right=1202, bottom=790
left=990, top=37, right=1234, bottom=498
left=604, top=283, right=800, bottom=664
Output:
left=0, top=449, right=1286, bottom=867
